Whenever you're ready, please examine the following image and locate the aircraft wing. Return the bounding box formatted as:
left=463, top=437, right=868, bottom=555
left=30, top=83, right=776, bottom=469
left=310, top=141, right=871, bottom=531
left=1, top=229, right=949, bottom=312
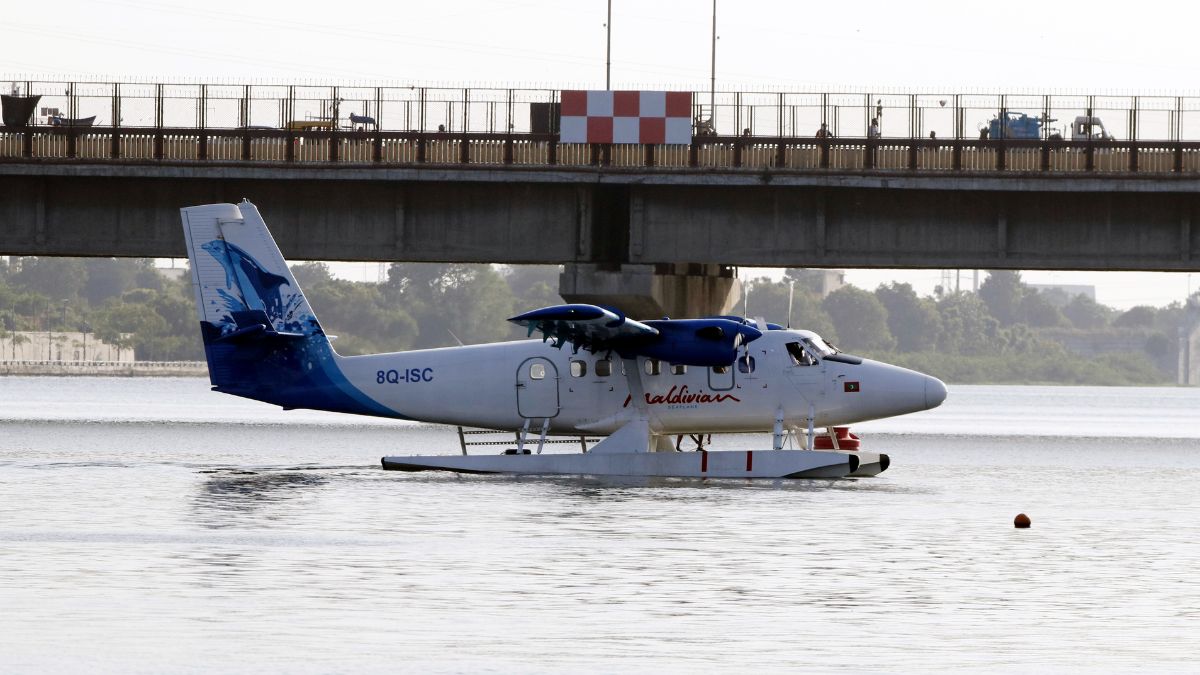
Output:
left=509, top=304, right=763, bottom=367
left=509, top=304, right=658, bottom=352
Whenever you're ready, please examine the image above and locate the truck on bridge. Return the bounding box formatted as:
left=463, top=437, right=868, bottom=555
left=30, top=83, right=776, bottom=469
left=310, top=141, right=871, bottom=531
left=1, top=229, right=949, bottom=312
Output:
left=986, top=111, right=1114, bottom=141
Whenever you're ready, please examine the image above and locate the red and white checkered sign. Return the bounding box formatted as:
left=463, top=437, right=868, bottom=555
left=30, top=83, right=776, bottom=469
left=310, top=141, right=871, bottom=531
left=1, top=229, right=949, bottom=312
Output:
left=559, top=90, right=692, bottom=144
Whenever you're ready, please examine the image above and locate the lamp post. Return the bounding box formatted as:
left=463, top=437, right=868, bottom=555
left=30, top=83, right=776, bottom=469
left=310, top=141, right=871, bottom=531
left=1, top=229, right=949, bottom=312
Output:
left=710, top=0, right=717, bottom=121
left=605, top=0, right=612, bottom=90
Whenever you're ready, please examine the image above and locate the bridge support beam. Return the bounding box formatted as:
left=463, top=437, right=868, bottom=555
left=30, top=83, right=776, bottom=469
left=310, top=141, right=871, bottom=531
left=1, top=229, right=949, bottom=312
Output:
left=559, top=263, right=742, bottom=320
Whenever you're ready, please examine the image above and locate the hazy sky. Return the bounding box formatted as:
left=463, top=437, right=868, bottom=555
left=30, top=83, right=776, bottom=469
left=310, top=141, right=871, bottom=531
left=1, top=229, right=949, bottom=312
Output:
left=7, top=0, right=1199, bottom=309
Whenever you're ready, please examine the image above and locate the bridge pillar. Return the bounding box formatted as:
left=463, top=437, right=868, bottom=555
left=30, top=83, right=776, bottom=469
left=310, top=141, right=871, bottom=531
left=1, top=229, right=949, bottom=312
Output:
left=559, top=263, right=742, bottom=320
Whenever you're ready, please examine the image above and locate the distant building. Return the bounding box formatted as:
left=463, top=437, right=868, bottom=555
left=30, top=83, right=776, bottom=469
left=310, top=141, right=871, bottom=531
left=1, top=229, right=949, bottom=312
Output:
left=0, top=331, right=133, bottom=363
left=818, top=270, right=845, bottom=298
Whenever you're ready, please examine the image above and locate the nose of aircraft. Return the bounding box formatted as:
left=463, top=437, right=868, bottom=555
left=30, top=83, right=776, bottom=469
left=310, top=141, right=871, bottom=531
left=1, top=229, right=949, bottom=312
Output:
left=924, top=375, right=948, bottom=410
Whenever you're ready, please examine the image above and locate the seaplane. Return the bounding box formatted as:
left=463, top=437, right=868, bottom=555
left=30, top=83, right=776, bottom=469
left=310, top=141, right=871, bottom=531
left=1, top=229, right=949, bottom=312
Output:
left=181, top=200, right=947, bottom=480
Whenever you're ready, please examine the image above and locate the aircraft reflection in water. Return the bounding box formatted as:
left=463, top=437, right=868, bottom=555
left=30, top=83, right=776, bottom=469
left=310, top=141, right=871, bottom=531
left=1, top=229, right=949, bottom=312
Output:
left=181, top=201, right=946, bottom=480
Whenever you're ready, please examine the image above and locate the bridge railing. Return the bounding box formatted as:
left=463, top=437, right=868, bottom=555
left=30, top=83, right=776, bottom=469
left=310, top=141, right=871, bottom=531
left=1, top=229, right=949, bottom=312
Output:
left=13, top=79, right=1200, bottom=142
left=9, top=126, right=1200, bottom=175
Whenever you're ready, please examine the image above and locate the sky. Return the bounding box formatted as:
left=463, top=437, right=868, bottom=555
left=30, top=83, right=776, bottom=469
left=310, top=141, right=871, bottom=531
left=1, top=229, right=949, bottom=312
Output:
left=6, top=0, right=1200, bottom=309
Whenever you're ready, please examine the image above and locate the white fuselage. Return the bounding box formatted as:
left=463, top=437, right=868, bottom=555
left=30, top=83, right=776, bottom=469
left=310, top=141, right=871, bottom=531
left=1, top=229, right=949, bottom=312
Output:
left=334, top=329, right=945, bottom=435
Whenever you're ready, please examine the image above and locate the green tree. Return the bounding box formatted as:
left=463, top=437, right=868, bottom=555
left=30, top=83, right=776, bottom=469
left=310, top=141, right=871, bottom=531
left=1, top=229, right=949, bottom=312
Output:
left=1062, top=294, right=1111, bottom=329
left=1018, top=291, right=1067, bottom=328
left=978, top=270, right=1025, bottom=326
left=874, top=282, right=942, bottom=352
left=821, top=286, right=894, bottom=351
left=82, top=258, right=152, bottom=306
left=1113, top=305, right=1157, bottom=328
left=291, top=262, right=418, bottom=355
left=504, top=265, right=562, bottom=315
left=10, top=257, right=87, bottom=303
left=386, top=263, right=517, bottom=348
left=935, top=292, right=1002, bottom=355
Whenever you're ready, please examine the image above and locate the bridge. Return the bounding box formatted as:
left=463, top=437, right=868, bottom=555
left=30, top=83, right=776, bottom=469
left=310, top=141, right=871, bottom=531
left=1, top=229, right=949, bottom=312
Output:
left=4, top=80, right=1200, bottom=317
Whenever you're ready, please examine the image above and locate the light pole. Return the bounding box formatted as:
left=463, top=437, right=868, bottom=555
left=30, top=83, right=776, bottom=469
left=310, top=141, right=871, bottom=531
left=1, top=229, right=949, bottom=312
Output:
left=710, top=0, right=717, bottom=121
left=605, top=0, right=612, bottom=90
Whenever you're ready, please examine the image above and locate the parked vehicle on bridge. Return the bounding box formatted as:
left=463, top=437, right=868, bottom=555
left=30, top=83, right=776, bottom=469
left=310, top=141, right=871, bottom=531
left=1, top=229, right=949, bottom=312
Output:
left=985, top=111, right=1114, bottom=141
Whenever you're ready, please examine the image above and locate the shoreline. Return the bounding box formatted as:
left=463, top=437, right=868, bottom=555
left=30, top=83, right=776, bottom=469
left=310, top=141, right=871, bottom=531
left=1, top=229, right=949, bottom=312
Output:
left=0, top=361, right=208, bottom=377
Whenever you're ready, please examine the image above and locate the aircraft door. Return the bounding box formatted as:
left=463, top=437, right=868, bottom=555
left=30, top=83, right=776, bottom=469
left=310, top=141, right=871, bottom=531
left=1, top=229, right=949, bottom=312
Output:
left=784, top=341, right=825, bottom=403
left=516, top=357, right=560, bottom=418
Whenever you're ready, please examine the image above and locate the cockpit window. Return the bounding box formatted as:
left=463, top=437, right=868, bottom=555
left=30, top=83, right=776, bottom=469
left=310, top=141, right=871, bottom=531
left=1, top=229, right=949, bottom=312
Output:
left=802, top=336, right=838, bottom=358
left=785, top=341, right=816, bottom=366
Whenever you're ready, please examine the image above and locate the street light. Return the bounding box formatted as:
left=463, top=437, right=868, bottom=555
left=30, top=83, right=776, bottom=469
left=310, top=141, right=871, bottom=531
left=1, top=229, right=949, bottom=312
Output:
left=710, top=0, right=717, bottom=121
left=605, top=0, right=612, bottom=90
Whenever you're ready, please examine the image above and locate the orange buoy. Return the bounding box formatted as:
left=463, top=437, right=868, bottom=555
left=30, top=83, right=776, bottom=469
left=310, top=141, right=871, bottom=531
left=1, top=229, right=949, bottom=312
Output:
left=1014, top=513, right=1031, bottom=528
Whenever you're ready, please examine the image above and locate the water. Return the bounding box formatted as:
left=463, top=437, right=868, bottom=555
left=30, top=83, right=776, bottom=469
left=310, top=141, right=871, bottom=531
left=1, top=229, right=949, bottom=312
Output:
left=2, top=377, right=1199, bottom=673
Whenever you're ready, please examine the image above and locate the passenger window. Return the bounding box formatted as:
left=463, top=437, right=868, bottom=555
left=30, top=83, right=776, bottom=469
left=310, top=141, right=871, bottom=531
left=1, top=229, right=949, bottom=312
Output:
left=595, top=359, right=612, bottom=377
left=570, top=360, right=587, bottom=377
left=737, top=355, right=756, bottom=373
left=672, top=364, right=687, bottom=375
left=644, top=358, right=661, bottom=376
left=712, top=365, right=728, bottom=374
left=530, top=363, right=546, bottom=380
left=786, top=342, right=815, bottom=366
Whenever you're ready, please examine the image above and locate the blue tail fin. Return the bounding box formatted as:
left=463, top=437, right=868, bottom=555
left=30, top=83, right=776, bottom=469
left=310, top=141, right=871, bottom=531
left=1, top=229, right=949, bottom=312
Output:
left=181, top=200, right=399, bottom=417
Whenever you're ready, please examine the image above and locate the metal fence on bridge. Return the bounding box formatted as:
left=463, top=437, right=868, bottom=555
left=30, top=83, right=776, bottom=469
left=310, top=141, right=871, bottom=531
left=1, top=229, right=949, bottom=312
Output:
left=7, top=78, right=1200, bottom=173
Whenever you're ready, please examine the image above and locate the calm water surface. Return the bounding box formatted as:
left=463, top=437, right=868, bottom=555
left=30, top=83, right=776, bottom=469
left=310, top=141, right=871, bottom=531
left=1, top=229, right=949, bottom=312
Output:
left=1, top=377, right=1198, bottom=673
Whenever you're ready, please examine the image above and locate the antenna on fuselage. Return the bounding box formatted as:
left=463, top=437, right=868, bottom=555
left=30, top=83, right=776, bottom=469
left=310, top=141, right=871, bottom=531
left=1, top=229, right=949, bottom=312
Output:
left=787, top=280, right=795, bottom=329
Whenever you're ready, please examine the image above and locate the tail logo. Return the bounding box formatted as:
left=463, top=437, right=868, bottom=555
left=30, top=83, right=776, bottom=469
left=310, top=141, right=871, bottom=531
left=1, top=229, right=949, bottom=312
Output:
left=201, top=239, right=308, bottom=332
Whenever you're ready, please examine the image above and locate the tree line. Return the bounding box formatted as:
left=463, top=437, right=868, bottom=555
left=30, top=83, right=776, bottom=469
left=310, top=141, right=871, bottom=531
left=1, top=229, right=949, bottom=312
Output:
left=1, top=257, right=1193, bottom=385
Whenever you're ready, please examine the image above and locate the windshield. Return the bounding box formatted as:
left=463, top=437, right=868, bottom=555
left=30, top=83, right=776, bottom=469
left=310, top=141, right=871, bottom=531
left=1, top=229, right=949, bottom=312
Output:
left=802, top=336, right=837, bottom=358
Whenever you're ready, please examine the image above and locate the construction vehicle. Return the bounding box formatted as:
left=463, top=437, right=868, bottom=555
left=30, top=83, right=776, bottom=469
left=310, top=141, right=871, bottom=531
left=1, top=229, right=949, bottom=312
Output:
left=984, top=111, right=1114, bottom=141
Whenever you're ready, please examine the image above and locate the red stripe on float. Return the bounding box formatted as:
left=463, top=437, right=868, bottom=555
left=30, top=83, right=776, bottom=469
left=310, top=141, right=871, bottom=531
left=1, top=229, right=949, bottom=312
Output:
left=701, top=452, right=708, bottom=473
left=746, top=451, right=753, bottom=471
